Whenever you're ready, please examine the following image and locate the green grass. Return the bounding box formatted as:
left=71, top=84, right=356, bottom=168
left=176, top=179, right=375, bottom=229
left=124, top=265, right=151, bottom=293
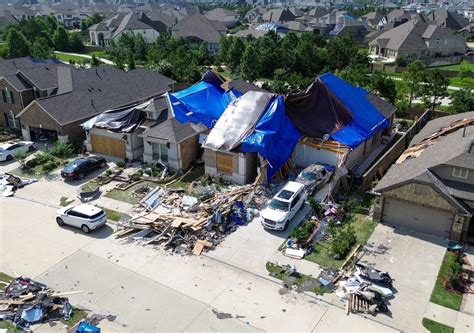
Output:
left=0, top=272, right=13, bottom=285
left=105, top=181, right=158, bottom=205
left=168, top=165, right=205, bottom=190
left=88, top=50, right=110, bottom=59
left=80, top=180, right=98, bottom=192
left=430, top=251, right=463, bottom=311
left=265, top=262, right=330, bottom=295
left=60, top=196, right=73, bottom=207
left=9, top=156, right=69, bottom=178
left=54, top=52, right=90, bottom=63
left=305, top=214, right=376, bottom=269
left=422, top=318, right=454, bottom=333
left=61, top=307, right=88, bottom=327
left=97, top=206, right=131, bottom=222
left=448, top=77, right=474, bottom=89
left=430, top=63, right=474, bottom=71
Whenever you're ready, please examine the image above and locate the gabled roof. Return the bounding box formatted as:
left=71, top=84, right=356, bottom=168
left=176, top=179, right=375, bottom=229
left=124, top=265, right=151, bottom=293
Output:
left=141, top=109, right=199, bottom=143
left=171, top=13, right=227, bottom=44
left=374, top=112, right=474, bottom=210
left=0, top=57, right=62, bottom=77
left=426, top=9, right=469, bottom=31
left=205, top=8, right=239, bottom=21
left=262, top=8, right=296, bottom=23
left=20, top=67, right=175, bottom=126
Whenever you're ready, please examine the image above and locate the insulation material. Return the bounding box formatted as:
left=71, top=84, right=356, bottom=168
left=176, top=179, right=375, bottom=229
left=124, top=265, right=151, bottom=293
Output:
left=203, top=91, right=274, bottom=151
left=285, top=79, right=353, bottom=138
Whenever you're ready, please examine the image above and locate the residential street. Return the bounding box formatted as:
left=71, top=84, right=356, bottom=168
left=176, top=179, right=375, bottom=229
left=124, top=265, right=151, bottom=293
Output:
left=1, top=196, right=400, bottom=332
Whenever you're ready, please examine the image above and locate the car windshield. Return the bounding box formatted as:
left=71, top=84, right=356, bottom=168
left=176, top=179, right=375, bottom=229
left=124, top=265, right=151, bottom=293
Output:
left=63, top=159, right=85, bottom=173
left=301, top=171, right=318, bottom=180
left=269, top=199, right=289, bottom=211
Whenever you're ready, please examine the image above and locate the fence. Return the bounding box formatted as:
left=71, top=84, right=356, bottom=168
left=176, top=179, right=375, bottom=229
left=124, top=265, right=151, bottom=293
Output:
left=359, top=109, right=437, bottom=193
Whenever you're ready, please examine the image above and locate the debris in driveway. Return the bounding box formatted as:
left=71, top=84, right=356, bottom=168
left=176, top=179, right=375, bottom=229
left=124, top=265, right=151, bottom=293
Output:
left=212, top=309, right=233, bottom=319
left=0, top=173, right=37, bottom=196
left=0, top=276, right=81, bottom=330
left=115, top=184, right=272, bottom=255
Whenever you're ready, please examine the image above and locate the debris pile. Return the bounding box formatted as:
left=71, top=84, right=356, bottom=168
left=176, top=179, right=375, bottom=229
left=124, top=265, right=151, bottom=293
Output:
left=115, top=184, right=269, bottom=255
left=0, top=277, right=77, bottom=330
left=336, top=263, right=394, bottom=316
left=0, top=173, right=37, bottom=197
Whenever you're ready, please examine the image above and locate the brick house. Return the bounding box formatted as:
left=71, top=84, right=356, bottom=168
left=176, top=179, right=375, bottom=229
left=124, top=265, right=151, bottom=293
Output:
left=373, top=112, right=474, bottom=242
left=17, top=66, right=175, bottom=145
left=0, top=57, right=63, bottom=131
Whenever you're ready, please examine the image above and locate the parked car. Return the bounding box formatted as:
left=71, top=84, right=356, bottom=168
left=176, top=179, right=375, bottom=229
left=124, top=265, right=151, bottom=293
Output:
left=61, top=156, right=106, bottom=180
left=0, top=141, right=35, bottom=161
left=56, top=204, right=107, bottom=233
left=261, top=181, right=307, bottom=231
left=295, top=164, right=334, bottom=194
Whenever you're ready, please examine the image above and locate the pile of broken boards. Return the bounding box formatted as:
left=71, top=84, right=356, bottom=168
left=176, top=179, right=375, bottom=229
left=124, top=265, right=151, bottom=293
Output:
left=336, top=263, right=394, bottom=316
left=116, top=184, right=263, bottom=255
left=0, top=173, right=37, bottom=197
left=0, top=277, right=74, bottom=330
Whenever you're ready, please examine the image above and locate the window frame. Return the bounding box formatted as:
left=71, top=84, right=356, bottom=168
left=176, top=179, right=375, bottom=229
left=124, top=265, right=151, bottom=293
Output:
left=452, top=167, right=469, bottom=179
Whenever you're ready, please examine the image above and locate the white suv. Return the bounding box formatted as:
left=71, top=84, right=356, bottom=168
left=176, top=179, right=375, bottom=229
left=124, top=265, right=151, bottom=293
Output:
left=261, top=181, right=307, bottom=231
left=56, top=204, right=107, bottom=233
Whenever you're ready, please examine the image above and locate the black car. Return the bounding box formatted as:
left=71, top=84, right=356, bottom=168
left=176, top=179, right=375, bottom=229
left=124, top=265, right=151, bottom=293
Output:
left=61, top=156, right=107, bottom=180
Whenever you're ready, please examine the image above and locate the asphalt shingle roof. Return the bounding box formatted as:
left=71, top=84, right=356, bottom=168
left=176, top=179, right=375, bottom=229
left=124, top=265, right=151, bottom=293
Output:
left=171, top=14, right=226, bottom=44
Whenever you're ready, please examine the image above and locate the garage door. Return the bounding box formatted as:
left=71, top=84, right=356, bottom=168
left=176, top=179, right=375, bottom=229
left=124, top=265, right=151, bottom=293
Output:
left=382, top=198, right=453, bottom=238
left=91, top=135, right=126, bottom=159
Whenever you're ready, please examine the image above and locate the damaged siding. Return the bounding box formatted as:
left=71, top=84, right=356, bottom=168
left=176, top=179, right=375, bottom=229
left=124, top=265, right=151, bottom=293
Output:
left=179, top=135, right=199, bottom=170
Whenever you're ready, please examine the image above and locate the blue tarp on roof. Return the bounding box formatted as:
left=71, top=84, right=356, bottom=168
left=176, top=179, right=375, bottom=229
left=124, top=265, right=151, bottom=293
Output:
left=168, top=81, right=242, bottom=128
left=319, top=73, right=389, bottom=148
left=241, top=95, right=301, bottom=180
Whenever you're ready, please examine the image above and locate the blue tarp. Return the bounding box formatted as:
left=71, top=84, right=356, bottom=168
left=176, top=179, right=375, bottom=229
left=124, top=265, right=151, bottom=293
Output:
left=168, top=81, right=242, bottom=128
left=319, top=73, right=390, bottom=148
left=241, top=95, right=301, bottom=180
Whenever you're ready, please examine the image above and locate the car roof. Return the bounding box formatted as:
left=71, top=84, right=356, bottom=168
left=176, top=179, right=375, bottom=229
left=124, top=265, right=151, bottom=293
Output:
left=279, top=181, right=304, bottom=194
left=0, top=142, right=17, bottom=149
left=71, top=204, right=103, bottom=216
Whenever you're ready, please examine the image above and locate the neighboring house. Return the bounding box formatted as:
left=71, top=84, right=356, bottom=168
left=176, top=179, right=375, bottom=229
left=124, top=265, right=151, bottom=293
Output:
left=0, top=57, right=63, bottom=130
left=373, top=112, right=474, bottom=242
left=205, top=8, right=240, bottom=28
left=426, top=9, right=470, bottom=31
left=244, top=6, right=268, bottom=23
left=0, top=4, right=34, bottom=22
left=17, top=66, right=175, bottom=145
left=359, top=11, right=386, bottom=30
left=459, top=23, right=474, bottom=37
left=141, top=108, right=200, bottom=171
left=329, top=14, right=368, bottom=42
left=369, top=19, right=467, bottom=62
left=0, top=9, right=19, bottom=28
left=89, top=12, right=167, bottom=46
left=171, top=14, right=227, bottom=54
left=262, top=8, right=296, bottom=23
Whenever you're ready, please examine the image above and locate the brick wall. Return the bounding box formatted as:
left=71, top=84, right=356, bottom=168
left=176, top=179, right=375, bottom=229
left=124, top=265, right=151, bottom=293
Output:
left=179, top=135, right=199, bottom=170
left=0, top=79, right=28, bottom=127
left=384, top=183, right=456, bottom=212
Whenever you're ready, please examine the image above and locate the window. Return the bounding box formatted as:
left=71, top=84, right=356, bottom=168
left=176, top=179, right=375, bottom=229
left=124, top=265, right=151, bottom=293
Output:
left=452, top=167, right=469, bottom=179
left=151, top=143, right=168, bottom=162
left=414, top=184, right=427, bottom=195
left=291, top=192, right=302, bottom=209
left=5, top=111, right=19, bottom=128
left=2, top=88, right=14, bottom=104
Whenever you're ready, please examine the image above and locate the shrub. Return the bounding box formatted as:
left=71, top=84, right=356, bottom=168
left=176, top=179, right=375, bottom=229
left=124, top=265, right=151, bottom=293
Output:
left=130, top=173, right=141, bottom=182
left=290, top=222, right=317, bottom=242
left=42, top=160, right=58, bottom=173
left=330, top=225, right=356, bottom=259
left=116, top=161, right=125, bottom=168
left=308, top=197, right=322, bottom=215
left=28, top=152, right=53, bottom=168
left=444, top=252, right=463, bottom=290
left=50, top=141, right=75, bottom=158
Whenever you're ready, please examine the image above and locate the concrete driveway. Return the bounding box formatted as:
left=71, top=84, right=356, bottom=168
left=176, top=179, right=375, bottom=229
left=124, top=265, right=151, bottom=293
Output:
left=206, top=203, right=313, bottom=277
left=359, top=224, right=447, bottom=332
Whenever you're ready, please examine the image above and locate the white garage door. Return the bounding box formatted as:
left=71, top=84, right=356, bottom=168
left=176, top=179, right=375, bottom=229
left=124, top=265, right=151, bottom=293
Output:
left=382, top=198, right=453, bottom=238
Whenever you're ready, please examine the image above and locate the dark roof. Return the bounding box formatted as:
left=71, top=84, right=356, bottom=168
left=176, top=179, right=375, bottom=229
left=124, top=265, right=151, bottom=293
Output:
left=171, top=13, right=227, bottom=44
left=22, top=67, right=175, bottom=126
left=374, top=112, right=474, bottom=211
left=426, top=9, right=469, bottom=31
left=0, top=57, right=62, bottom=77
left=205, top=8, right=239, bottom=21
left=366, top=93, right=397, bottom=118
left=262, top=8, right=296, bottom=23
left=141, top=109, right=198, bottom=143
left=228, top=79, right=268, bottom=94
left=17, top=66, right=63, bottom=90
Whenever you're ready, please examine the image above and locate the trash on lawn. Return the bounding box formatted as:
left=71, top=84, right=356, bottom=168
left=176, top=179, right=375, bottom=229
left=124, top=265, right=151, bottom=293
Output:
left=0, top=276, right=81, bottom=330
left=115, top=184, right=273, bottom=255
left=0, top=173, right=37, bottom=196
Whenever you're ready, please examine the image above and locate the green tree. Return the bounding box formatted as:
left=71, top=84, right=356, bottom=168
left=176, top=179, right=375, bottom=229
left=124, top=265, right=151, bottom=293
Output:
left=197, top=42, right=210, bottom=65
left=90, top=54, right=101, bottom=67
left=369, top=71, right=397, bottom=104
left=31, top=37, right=51, bottom=59
left=6, top=28, right=31, bottom=58
left=53, top=26, right=70, bottom=51
left=227, top=37, right=245, bottom=72
left=218, top=36, right=232, bottom=64
left=68, top=33, right=84, bottom=52
left=339, top=65, right=369, bottom=88
left=458, top=60, right=472, bottom=81
left=421, top=69, right=449, bottom=109
left=450, top=88, right=474, bottom=114
left=239, top=43, right=261, bottom=82
left=134, top=33, right=147, bottom=61
left=402, top=60, right=426, bottom=107
left=127, top=52, right=136, bottom=70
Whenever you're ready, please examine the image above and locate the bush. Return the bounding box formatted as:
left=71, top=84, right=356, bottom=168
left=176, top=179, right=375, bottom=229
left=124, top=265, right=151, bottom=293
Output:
left=444, top=252, right=463, bottom=290
left=116, top=161, right=125, bottom=168
left=27, top=152, right=53, bottom=168
left=130, top=173, right=141, bottom=182
left=289, top=222, right=317, bottom=242
left=42, top=160, right=59, bottom=173
left=330, top=225, right=356, bottom=259
left=50, top=141, right=75, bottom=158
left=308, top=197, right=322, bottom=215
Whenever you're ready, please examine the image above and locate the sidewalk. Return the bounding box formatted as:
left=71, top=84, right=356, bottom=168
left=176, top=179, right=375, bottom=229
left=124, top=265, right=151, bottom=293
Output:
left=94, top=196, right=134, bottom=216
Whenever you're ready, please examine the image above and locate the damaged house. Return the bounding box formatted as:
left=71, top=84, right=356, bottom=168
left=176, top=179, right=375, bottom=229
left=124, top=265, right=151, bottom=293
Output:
left=373, top=113, right=474, bottom=242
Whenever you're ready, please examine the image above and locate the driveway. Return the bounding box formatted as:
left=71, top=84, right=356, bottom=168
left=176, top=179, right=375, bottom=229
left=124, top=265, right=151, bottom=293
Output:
left=359, top=224, right=447, bottom=332
left=206, top=203, right=315, bottom=277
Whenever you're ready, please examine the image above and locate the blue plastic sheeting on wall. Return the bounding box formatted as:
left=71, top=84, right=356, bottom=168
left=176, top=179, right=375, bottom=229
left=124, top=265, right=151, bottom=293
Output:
left=319, top=73, right=389, bottom=148
left=168, top=81, right=242, bottom=128
left=241, top=95, right=301, bottom=180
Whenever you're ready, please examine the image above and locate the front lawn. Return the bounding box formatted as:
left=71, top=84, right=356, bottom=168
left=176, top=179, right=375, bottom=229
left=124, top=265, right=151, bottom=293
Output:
left=167, top=165, right=205, bottom=190
left=10, top=156, right=69, bottom=178
left=422, top=318, right=454, bottom=333
left=449, top=77, right=474, bottom=89
left=430, top=251, right=463, bottom=311
left=430, top=63, right=474, bottom=72
left=54, top=52, right=90, bottom=64
left=305, top=213, right=376, bottom=270
left=105, top=181, right=158, bottom=205
left=97, top=206, right=130, bottom=222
